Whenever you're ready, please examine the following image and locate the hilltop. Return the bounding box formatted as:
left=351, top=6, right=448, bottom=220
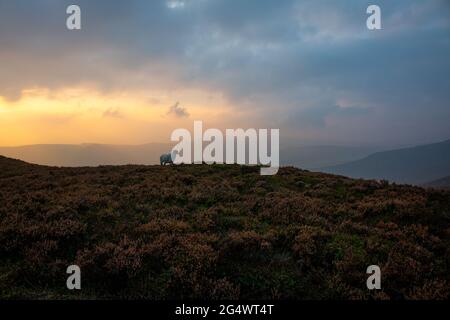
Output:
left=0, top=154, right=31, bottom=168
left=0, top=157, right=449, bottom=299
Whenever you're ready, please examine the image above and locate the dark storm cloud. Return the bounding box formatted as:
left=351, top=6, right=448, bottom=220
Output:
left=0, top=0, right=449, bottom=144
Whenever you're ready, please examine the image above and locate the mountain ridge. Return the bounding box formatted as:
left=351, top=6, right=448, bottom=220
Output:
left=424, top=175, right=450, bottom=189
left=322, top=139, right=450, bottom=185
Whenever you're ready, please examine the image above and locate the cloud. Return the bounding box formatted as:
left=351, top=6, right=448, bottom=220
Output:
left=0, top=0, right=449, bottom=145
left=103, top=108, right=124, bottom=119
left=296, top=104, right=371, bottom=128
left=167, top=102, right=189, bottom=118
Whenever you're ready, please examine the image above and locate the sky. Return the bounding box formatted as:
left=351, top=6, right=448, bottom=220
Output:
left=0, top=0, right=449, bottom=147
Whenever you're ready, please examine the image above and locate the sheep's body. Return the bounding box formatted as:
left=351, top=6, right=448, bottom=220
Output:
left=160, top=153, right=173, bottom=166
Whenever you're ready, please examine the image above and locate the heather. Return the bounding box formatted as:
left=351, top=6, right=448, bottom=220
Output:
left=0, top=156, right=449, bottom=299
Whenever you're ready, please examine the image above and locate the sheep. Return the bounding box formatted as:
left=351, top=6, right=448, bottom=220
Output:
left=160, top=153, right=173, bottom=166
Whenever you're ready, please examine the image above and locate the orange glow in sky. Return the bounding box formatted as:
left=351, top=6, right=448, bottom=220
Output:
left=0, top=86, right=240, bottom=147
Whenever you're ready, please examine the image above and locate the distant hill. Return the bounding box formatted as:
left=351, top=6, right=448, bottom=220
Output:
left=322, top=139, right=450, bottom=185
left=0, top=157, right=449, bottom=299
left=0, top=143, right=381, bottom=169
left=0, top=143, right=172, bottom=167
left=424, top=176, right=450, bottom=189
left=280, top=145, right=383, bottom=169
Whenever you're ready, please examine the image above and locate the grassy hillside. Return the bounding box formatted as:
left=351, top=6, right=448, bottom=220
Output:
left=0, top=156, right=449, bottom=300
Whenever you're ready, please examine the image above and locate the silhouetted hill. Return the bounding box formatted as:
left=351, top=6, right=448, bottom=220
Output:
left=322, top=140, right=450, bottom=185
left=0, top=157, right=449, bottom=299
left=424, top=176, right=450, bottom=189
left=0, top=155, right=42, bottom=178
left=0, top=155, right=27, bottom=167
